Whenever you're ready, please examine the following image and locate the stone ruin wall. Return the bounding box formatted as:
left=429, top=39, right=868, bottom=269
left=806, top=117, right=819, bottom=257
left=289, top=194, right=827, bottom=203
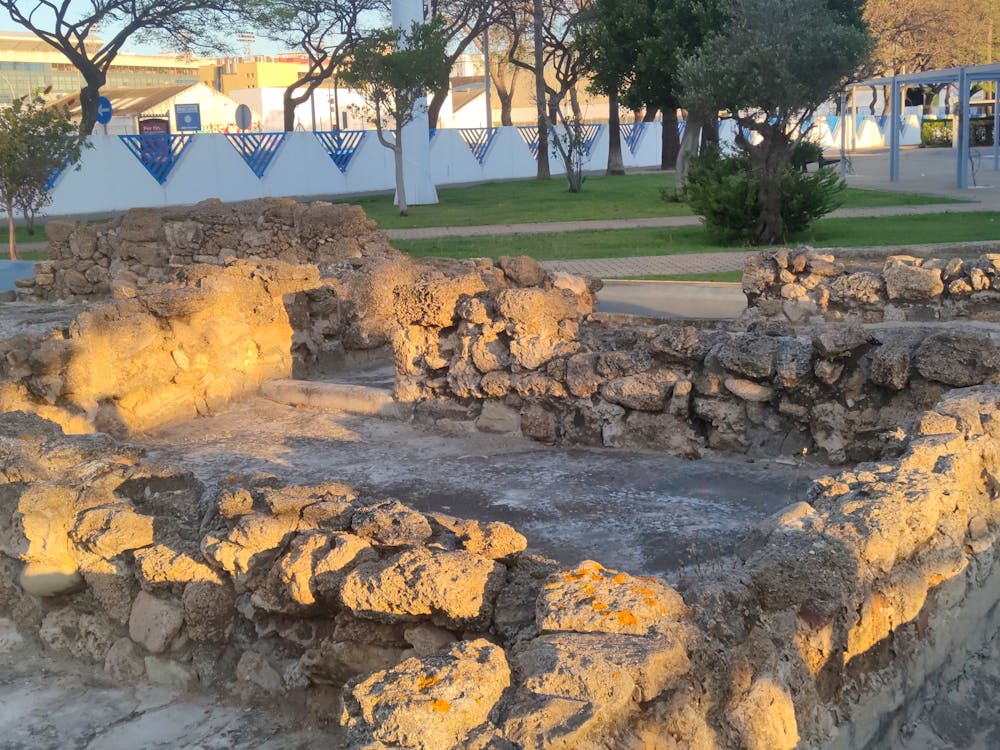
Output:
left=14, top=198, right=397, bottom=303
left=5, top=201, right=1000, bottom=746
left=0, top=259, right=321, bottom=437
left=743, top=247, right=1000, bottom=325
left=390, top=258, right=1000, bottom=464
left=4, top=383, right=1000, bottom=749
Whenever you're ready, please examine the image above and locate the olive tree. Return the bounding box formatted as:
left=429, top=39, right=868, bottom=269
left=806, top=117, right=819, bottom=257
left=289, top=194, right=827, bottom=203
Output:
left=0, top=96, right=86, bottom=259
left=341, top=20, right=450, bottom=215
left=680, top=0, right=871, bottom=243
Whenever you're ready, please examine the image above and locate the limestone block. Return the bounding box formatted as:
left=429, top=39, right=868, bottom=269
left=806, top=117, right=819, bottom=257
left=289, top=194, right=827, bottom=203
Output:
left=475, top=402, right=521, bottom=434
left=883, top=258, right=944, bottom=300
left=182, top=580, right=235, bottom=643
left=340, top=548, right=505, bottom=629
left=351, top=500, right=433, bottom=547
left=343, top=639, right=510, bottom=750
left=827, top=272, right=884, bottom=305
left=70, top=506, right=154, bottom=559
left=600, top=373, right=671, bottom=411
left=812, top=325, right=871, bottom=357
left=717, top=335, right=779, bottom=379
left=104, top=637, right=146, bottom=682
left=236, top=650, right=284, bottom=695
left=128, top=591, right=184, bottom=654
left=537, top=560, right=686, bottom=635
left=915, top=331, right=1000, bottom=386
left=870, top=345, right=912, bottom=391
left=724, top=378, right=774, bottom=403
left=728, top=677, right=799, bottom=750
left=428, top=513, right=527, bottom=559
left=498, top=255, right=545, bottom=287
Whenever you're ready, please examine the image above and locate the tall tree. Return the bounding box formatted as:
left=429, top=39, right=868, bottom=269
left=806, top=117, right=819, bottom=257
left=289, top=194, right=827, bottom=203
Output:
left=680, top=0, right=870, bottom=243
left=579, top=0, right=725, bottom=171
left=0, top=96, right=86, bottom=259
left=488, top=7, right=529, bottom=126
left=1, top=0, right=236, bottom=134
left=342, top=21, right=450, bottom=216
left=251, top=0, right=385, bottom=132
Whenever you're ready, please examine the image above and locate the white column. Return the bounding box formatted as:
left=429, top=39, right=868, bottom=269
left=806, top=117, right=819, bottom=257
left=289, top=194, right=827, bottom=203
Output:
left=392, top=0, right=439, bottom=205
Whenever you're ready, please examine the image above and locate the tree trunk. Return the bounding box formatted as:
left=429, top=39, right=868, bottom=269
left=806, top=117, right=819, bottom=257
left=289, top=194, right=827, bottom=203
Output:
left=427, top=82, right=450, bottom=130
left=79, top=74, right=105, bottom=136
left=569, top=87, right=582, bottom=121
left=676, top=118, right=702, bottom=191
left=283, top=87, right=298, bottom=132
left=607, top=90, right=625, bottom=176
left=661, top=107, right=681, bottom=170
left=751, top=139, right=790, bottom=244
left=498, top=90, right=514, bottom=126
left=394, top=134, right=408, bottom=217
left=7, top=201, right=17, bottom=261
left=642, top=106, right=659, bottom=123
left=533, top=0, right=550, bottom=179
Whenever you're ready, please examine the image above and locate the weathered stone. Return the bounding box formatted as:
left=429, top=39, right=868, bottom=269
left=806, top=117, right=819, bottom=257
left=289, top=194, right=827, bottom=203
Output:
left=403, top=624, right=457, bottom=656
left=128, top=591, right=184, bottom=654
left=728, top=677, right=799, bottom=750
left=537, top=560, right=685, bottom=635
left=871, top=345, right=912, bottom=391
left=340, top=548, right=505, bottom=629
left=236, top=650, right=285, bottom=695
left=144, top=656, right=195, bottom=688
left=564, top=353, right=601, bottom=398
left=600, top=373, right=671, bottom=411
left=814, top=358, right=844, bottom=385
left=104, top=637, right=146, bottom=682
left=134, top=544, right=221, bottom=588
left=812, top=325, right=871, bottom=357
left=915, top=331, right=1000, bottom=386
left=773, top=338, right=814, bottom=388
left=884, top=258, right=944, bottom=301
left=351, top=500, right=433, bottom=547
left=476, top=402, right=521, bottom=434
left=395, top=275, right=489, bottom=328
left=428, top=513, right=527, bottom=559
left=650, top=325, right=707, bottom=362
left=343, top=639, right=510, bottom=750
left=202, top=512, right=299, bottom=578
left=724, top=378, right=774, bottom=403
left=182, top=580, right=235, bottom=642
left=498, top=256, right=545, bottom=287
left=509, top=631, right=690, bottom=742
left=717, top=335, right=779, bottom=379
left=520, top=405, right=557, bottom=442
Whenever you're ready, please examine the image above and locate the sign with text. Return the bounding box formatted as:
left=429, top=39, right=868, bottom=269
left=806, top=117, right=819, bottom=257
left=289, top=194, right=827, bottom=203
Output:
left=174, top=103, right=201, bottom=132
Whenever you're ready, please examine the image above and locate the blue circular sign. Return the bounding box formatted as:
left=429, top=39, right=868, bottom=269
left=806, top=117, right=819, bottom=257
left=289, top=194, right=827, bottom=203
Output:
left=96, top=96, right=112, bottom=125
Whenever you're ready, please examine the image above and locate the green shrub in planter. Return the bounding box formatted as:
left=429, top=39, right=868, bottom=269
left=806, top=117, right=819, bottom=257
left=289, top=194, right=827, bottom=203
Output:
left=684, top=146, right=846, bottom=243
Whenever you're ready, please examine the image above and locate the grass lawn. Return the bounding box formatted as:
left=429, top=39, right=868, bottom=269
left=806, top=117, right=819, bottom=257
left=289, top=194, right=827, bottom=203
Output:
left=343, top=173, right=965, bottom=229
left=0, top=225, right=48, bottom=247
left=394, top=211, right=1000, bottom=261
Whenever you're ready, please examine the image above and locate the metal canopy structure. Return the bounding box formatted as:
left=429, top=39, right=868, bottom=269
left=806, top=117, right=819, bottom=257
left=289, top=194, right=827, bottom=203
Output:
left=849, top=63, right=1000, bottom=189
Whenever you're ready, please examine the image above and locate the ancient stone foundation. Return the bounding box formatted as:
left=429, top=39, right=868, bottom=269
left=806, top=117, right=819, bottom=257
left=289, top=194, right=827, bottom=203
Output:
left=5, top=201, right=1000, bottom=748
left=743, top=247, right=1000, bottom=324
left=4, top=385, right=1000, bottom=749
left=16, top=198, right=396, bottom=302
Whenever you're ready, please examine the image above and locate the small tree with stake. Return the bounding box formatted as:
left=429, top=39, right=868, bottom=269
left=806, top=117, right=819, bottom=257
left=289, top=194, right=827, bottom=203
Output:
left=341, top=20, right=450, bottom=216
left=0, top=96, right=86, bottom=260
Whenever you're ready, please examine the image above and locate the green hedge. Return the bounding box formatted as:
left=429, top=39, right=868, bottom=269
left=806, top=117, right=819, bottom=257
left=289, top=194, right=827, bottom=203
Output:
left=921, top=117, right=995, bottom=147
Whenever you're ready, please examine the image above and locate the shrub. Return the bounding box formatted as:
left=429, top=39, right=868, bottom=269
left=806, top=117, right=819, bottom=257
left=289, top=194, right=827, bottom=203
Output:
left=921, top=117, right=994, bottom=147
left=684, top=146, right=846, bottom=243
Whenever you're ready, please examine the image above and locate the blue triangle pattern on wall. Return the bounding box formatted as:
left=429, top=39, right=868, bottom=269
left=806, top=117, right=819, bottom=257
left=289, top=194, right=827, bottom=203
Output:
left=458, top=128, right=498, bottom=164
left=826, top=115, right=840, bottom=135
left=225, top=132, right=286, bottom=178
left=580, top=123, right=602, bottom=156
left=621, top=122, right=646, bottom=155
left=517, top=125, right=539, bottom=159
left=119, top=134, right=195, bottom=185
left=314, top=130, right=366, bottom=173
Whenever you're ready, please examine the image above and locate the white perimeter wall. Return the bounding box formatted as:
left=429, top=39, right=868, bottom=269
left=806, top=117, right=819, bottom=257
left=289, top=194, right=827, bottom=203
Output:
left=44, top=123, right=665, bottom=217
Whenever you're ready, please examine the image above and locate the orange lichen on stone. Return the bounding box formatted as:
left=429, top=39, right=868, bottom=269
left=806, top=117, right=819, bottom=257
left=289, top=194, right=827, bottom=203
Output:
left=613, top=573, right=627, bottom=584
left=430, top=699, right=451, bottom=713
left=416, top=675, right=441, bottom=690
left=615, top=610, right=638, bottom=627
left=591, top=598, right=608, bottom=612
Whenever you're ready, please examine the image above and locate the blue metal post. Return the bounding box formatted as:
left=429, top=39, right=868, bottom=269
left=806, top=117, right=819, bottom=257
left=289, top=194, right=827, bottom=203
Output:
left=889, top=77, right=900, bottom=182
left=994, top=79, right=999, bottom=171
left=957, top=67, right=971, bottom=189
left=839, top=89, right=847, bottom=177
